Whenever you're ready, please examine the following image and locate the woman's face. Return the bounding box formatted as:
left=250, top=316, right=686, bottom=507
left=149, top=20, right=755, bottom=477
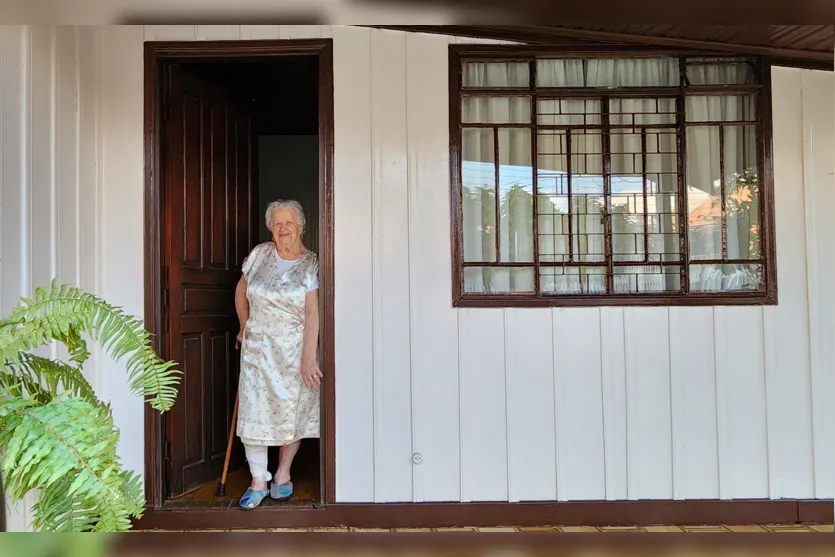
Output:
left=270, top=207, right=302, bottom=246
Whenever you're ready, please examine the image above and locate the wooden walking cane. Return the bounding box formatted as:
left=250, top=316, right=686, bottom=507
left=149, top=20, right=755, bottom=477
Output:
left=215, top=392, right=239, bottom=497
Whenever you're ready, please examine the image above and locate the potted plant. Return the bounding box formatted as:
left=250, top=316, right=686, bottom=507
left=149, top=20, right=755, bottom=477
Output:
left=0, top=279, right=181, bottom=532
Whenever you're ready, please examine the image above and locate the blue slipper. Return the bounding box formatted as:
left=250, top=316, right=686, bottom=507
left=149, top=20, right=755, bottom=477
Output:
left=271, top=481, right=293, bottom=501
left=240, top=487, right=269, bottom=510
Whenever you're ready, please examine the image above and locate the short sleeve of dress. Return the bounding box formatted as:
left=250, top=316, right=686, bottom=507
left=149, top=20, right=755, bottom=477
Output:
left=241, top=244, right=262, bottom=282
left=305, top=254, right=320, bottom=292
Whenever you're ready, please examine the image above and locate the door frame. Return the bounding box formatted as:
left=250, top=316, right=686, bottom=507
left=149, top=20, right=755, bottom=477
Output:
left=143, top=38, right=336, bottom=509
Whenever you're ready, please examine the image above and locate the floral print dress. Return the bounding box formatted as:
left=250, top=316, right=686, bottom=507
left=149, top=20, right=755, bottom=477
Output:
left=236, top=242, right=320, bottom=447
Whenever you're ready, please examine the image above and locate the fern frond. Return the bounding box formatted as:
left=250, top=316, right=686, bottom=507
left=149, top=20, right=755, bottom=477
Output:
left=0, top=393, right=145, bottom=531
left=0, top=279, right=181, bottom=531
left=32, top=470, right=143, bottom=532
left=62, top=325, right=91, bottom=369
left=33, top=476, right=100, bottom=532
left=6, top=353, right=97, bottom=403
left=0, top=279, right=180, bottom=411
left=0, top=362, right=48, bottom=405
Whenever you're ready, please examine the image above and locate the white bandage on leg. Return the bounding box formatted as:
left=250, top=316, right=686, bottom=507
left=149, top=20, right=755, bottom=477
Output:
left=243, top=443, right=272, bottom=483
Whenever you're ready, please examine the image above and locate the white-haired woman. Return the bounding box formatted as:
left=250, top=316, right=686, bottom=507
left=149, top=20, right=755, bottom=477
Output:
left=234, top=199, right=322, bottom=510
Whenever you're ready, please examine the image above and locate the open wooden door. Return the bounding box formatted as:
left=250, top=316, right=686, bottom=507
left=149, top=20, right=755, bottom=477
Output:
left=162, top=64, right=256, bottom=499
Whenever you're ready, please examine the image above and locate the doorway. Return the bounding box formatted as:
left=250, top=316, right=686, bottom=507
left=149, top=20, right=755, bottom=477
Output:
left=143, top=40, right=335, bottom=511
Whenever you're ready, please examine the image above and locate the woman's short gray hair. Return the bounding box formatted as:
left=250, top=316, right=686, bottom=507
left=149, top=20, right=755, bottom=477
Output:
left=265, top=199, right=306, bottom=232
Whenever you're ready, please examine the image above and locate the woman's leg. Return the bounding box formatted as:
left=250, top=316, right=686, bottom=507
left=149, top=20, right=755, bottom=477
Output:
left=274, top=440, right=301, bottom=485
left=244, top=443, right=271, bottom=490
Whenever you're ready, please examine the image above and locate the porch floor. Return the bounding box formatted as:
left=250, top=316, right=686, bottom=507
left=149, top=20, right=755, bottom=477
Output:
left=159, top=524, right=833, bottom=532
left=167, top=467, right=318, bottom=509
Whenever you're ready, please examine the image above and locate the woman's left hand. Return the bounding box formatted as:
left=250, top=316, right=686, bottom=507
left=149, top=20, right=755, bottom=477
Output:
left=301, top=357, right=323, bottom=390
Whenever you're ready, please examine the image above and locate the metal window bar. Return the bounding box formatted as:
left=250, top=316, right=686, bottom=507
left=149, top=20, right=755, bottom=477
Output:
left=530, top=59, right=541, bottom=295
left=675, top=58, right=690, bottom=293
left=601, top=97, right=614, bottom=294
left=719, top=123, right=727, bottom=260
left=493, top=125, right=501, bottom=264
left=461, top=258, right=758, bottom=268
left=566, top=128, right=574, bottom=264
left=641, top=127, right=649, bottom=263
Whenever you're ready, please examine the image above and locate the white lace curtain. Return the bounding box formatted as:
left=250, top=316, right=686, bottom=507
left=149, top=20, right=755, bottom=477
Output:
left=461, top=58, right=760, bottom=294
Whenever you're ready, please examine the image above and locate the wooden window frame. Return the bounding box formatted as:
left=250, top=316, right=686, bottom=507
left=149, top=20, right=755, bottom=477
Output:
left=449, top=44, right=777, bottom=308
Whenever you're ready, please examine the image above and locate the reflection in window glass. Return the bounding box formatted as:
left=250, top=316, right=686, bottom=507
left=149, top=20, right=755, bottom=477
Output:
left=536, top=130, right=569, bottom=264
left=686, top=125, right=759, bottom=262
left=540, top=267, right=606, bottom=295
left=686, top=126, right=722, bottom=260
left=537, top=129, right=607, bottom=264
left=570, top=130, right=606, bottom=226
left=689, top=264, right=762, bottom=292
left=498, top=128, right=534, bottom=263
left=613, top=265, right=681, bottom=293
left=464, top=267, right=535, bottom=293
left=723, top=125, right=759, bottom=259
left=462, top=128, right=496, bottom=263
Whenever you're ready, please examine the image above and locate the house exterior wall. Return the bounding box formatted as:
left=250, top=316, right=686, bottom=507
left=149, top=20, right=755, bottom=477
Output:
left=0, top=24, right=832, bottom=529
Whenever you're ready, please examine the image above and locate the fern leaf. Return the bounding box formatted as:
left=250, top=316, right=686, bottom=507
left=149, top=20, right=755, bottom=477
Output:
left=12, top=353, right=97, bottom=403
left=33, top=477, right=99, bottom=532
left=0, top=363, right=50, bottom=405
left=0, top=281, right=181, bottom=411
left=61, top=325, right=91, bottom=368
left=0, top=280, right=181, bottom=531
left=0, top=393, right=145, bottom=532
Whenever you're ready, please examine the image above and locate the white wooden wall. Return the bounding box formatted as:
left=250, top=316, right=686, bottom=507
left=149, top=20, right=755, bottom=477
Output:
left=333, top=28, right=835, bottom=505
left=0, top=26, right=832, bottom=530
left=0, top=25, right=105, bottom=531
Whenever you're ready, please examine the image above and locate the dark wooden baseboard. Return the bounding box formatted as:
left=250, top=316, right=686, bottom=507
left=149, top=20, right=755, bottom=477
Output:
left=798, top=500, right=834, bottom=524
left=132, top=499, right=833, bottom=531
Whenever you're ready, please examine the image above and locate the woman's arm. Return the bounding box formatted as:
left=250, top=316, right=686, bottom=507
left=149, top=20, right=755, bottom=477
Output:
left=234, top=276, right=249, bottom=348
left=300, top=290, right=322, bottom=389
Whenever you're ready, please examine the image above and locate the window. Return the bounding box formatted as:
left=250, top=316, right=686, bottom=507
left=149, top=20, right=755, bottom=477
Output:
left=450, top=47, right=776, bottom=307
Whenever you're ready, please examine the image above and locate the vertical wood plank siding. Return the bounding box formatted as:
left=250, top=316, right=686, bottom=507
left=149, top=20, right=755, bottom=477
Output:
left=0, top=26, right=831, bottom=529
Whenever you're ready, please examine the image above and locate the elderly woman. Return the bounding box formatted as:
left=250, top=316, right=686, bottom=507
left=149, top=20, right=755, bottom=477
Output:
left=234, top=199, right=322, bottom=510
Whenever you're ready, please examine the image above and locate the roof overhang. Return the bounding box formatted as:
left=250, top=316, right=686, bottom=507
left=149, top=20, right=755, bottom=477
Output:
left=373, top=25, right=834, bottom=71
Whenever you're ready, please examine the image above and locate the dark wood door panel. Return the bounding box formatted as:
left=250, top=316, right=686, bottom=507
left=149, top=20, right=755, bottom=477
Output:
left=164, top=63, right=254, bottom=499
left=209, top=103, right=230, bottom=271
left=180, top=317, right=237, bottom=336
left=180, top=333, right=204, bottom=468
left=182, top=286, right=236, bottom=316
left=209, top=331, right=233, bottom=459
left=182, top=92, right=205, bottom=269
left=179, top=275, right=241, bottom=290
left=232, top=112, right=256, bottom=266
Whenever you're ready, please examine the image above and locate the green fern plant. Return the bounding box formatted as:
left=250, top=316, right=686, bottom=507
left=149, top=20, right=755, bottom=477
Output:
left=0, top=279, right=181, bottom=532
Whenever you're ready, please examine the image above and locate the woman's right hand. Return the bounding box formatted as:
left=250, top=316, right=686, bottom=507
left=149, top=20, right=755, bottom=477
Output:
left=236, top=327, right=245, bottom=349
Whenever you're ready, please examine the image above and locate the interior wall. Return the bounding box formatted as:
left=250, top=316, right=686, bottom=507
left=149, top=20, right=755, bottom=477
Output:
left=1, top=26, right=832, bottom=531
left=257, top=135, right=320, bottom=254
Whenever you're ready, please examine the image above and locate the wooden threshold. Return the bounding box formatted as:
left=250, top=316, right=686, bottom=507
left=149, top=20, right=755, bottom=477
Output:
left=132, top=499, right=833, bottom=531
